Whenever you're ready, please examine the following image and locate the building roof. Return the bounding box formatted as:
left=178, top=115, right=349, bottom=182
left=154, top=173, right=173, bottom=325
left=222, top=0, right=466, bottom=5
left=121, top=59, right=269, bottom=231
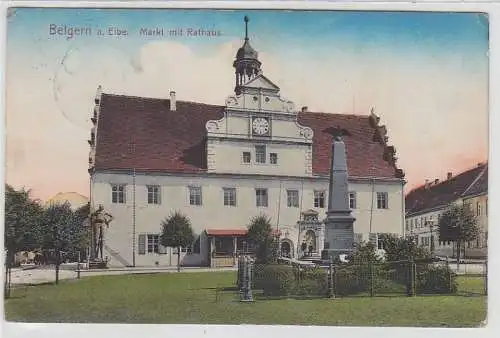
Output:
left=93, top=93, right=404, bottom=179
left=405, top=163, right=488, bottom=216
left=45, top=192, right=89, bottom=210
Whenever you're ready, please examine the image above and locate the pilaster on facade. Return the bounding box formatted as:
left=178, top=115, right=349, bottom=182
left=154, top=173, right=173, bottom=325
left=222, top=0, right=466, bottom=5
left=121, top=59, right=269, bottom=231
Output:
left=305, top=144, right=313, bottom=176
left=206, top=138, right=217, bottom=173
left=88, top=85, right=103, bottom=173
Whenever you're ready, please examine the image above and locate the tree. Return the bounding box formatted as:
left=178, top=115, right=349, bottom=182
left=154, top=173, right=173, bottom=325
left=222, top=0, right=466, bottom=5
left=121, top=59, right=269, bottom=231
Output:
left=160, top=211, right=194, bottom=272
left=4, top=185, right=44, bottom=297
left=41, top=203, right=85, bottom=284
left=379, top=234, right=431, bottom=262
left=346, top=242, right=384, bottom=264
left=247, top=214, right=276, bottom=264
left=439, top=203, right=479, bottom=266
left=70, top=203, right=91, bottom=261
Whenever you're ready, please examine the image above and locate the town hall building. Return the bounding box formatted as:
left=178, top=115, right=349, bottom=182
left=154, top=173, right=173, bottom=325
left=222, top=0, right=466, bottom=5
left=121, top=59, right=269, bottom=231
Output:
left=88, top=17, right=406, bottom=267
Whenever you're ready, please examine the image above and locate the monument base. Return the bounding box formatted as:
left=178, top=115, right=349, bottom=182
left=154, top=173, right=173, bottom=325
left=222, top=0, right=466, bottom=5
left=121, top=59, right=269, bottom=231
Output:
left=321, top=249, right=354, bottom=262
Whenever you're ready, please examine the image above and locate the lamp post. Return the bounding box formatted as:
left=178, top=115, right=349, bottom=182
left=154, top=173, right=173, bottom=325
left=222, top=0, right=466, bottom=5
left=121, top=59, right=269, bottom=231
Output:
left=426, top=220, right=436, bottom=255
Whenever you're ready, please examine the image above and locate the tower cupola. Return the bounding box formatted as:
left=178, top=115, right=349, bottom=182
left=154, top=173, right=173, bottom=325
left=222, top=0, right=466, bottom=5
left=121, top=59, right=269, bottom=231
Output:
left=233, top=16, right=262, bottom=93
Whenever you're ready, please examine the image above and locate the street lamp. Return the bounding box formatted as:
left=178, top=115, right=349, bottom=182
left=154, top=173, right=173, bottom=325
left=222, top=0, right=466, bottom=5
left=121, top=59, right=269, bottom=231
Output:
left=426, top=220, right=436, bottom=255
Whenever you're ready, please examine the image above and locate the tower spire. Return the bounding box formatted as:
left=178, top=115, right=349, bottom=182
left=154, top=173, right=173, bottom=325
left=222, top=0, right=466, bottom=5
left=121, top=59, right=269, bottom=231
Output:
left=244, top=15, right=249, bottom=40
left=233, top=15, right=261, bottom=93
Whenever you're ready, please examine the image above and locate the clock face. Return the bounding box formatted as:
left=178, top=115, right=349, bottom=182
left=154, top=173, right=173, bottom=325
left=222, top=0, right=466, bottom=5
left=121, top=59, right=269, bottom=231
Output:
left=252, top=117, right=269, bottom=135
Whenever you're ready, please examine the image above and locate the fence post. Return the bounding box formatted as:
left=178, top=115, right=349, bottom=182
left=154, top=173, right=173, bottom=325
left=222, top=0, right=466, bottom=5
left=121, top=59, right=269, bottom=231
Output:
left=484, top=259, right=488, bottom=296
left=407, top=258, right=416, bottom=297
left=328, top=257, right=335, bottom=299
left=370, top=260, right=375, bottom=297
left=296, top=263, right=301, bottom=288
left=446, top=256, right=452, bottom=293
left=77, top=251, right=81, bottom=279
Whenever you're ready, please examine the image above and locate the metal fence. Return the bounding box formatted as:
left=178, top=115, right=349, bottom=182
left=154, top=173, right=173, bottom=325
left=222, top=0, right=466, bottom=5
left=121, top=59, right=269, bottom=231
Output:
left=238, top=257, right=487, bottom=300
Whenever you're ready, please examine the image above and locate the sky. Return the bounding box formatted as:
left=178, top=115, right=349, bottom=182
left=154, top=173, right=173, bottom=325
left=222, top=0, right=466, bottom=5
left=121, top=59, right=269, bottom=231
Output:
left=5, top=8, right=489, bottom=201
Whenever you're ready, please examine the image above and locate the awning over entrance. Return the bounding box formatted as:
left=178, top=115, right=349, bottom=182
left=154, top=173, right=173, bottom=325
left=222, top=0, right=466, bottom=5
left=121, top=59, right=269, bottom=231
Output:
left=206, top=228, right=281, bottom=237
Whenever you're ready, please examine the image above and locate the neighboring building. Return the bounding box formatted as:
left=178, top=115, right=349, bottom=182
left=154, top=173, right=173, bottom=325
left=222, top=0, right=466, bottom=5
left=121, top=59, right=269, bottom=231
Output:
left=405, top=163, right=488, bottom=258
left=45, top=192, right=89, bottom=211
left=88, top=18, right=406, bottom=267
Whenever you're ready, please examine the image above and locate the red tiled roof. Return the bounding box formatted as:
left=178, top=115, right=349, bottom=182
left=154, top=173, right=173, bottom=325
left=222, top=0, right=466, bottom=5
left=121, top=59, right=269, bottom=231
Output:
left=206, top=229, right=280, bottom=236
left=93, top=94, right=403, bottom=179
left=405, top=163, right=488, bottom=215
left=297, top=112, right=400, bottom=177
left=463, top=165, right=488, bottom=198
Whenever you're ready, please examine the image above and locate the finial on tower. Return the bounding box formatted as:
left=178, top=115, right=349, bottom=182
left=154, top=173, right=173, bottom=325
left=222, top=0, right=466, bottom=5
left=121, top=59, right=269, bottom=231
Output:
left=244, top=15, right=249, bottom=40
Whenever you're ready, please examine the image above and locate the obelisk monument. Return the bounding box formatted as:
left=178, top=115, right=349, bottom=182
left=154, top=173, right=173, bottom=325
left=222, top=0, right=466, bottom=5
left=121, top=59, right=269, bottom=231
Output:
left=321, top=132, right=356, bottom=261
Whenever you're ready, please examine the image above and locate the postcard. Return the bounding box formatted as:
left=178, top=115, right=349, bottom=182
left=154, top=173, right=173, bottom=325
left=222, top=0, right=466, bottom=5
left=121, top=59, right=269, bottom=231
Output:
left=3, top=4, right=489, bottom=330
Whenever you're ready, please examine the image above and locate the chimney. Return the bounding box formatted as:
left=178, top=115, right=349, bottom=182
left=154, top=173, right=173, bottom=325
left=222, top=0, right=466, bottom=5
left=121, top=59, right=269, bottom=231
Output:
left=95, top=85, right=102, bottom=104
left=447, top=172, right=452, bottom=180
left=301, top=106, right=308, bottom=113
left=170, top=91, right=176, bottom=111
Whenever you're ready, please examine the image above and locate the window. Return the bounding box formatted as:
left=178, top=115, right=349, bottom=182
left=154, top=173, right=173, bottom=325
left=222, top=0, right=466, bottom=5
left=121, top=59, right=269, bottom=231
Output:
left=138, top=234, right=146, bottom=255
left=287, top=190, right=299, bottom=208
left=111, top=184, right=126, bottom=204
left=270, top=153, right=278, bottom=164
left=147, top=234, right=159, bottom=254
left=314, top=190, right=325, bottom=208
left=349, top=191, right=357, bottom=209
left=376, top=192, right=388, bottom=209
left=189, top=186, right=202, bottom=206
left=242, top=152, right=251, bottom=164
left=256, top=188, right=268, bottom=207
left=406, top=220, right=409, bottom=232
left=378, top=238, right=384, bottom=250
left=223, top=188, right=237, bottom=206
left=255, top=145, right=266, bottom=164
left=147, top=185, right=161, bottom=205
left=476, top=201, right=481, bottom=216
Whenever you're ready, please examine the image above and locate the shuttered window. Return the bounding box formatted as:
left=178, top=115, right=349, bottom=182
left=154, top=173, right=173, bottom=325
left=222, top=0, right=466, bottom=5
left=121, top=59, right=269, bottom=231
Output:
left=138, top=234, right=146, bottom=255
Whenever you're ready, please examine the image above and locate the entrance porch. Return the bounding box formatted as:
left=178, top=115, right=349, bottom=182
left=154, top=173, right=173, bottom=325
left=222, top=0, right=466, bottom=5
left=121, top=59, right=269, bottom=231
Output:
left=207, top=229, right=254, bottom=268
left=206, top=228, right=280, bottom=268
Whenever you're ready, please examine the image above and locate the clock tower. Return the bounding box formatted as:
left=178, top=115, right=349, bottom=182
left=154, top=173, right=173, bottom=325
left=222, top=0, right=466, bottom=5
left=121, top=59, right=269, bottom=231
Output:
left=205, top=16, right=314, bottom=176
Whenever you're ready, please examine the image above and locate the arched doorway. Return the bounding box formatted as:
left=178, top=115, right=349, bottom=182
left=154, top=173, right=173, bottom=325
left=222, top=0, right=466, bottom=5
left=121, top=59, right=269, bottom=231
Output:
left=305, top=230, right=316, bottom=255
left=280, top=239, right=293, bottom=258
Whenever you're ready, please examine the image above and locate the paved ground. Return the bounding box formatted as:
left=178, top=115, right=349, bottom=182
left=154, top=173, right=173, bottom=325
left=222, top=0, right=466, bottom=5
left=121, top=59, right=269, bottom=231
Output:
left=8, top=261, right=485, bottom=285
left=8, top=266, right=238, bottom=285
left=445, top=263, right=485, bottom=275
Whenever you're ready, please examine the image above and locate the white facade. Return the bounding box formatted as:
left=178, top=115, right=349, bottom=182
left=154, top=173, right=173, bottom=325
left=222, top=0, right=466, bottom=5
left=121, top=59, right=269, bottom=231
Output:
left=92, top=172, right=404, bottom=267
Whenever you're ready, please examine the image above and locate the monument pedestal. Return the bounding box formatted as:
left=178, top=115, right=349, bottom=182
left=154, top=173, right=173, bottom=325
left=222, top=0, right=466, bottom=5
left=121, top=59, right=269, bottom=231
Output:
left=321, top=215, right=355, bottom=261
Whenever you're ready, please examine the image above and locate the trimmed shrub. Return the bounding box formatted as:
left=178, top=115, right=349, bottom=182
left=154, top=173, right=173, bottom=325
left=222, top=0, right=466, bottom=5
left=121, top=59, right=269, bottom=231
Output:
left=254, top=264, right=296, bottom=296
left=334, top=263, right=390, bottom=296
left=416, top=264, right=457, bottom=294
left=295, top=266, right=328, bottom=296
